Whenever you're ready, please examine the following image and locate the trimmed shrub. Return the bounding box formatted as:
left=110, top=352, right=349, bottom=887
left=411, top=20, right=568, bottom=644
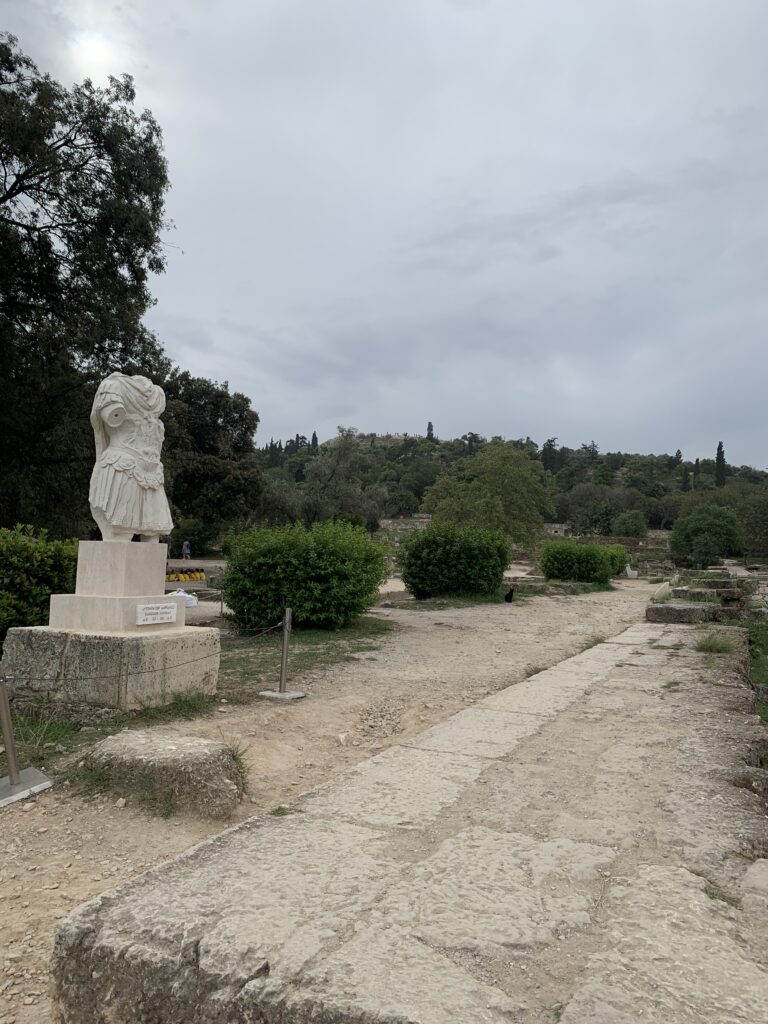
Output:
left=605, top=544, right=629, bottom=576
left=670, top=505, right=744, bottom=568
left=539, top=540, right=613, bottom=584
left=0, top=525, right=77, bottom=641
left=611, top=510, right=647, bottom=538
left=221, top=521, right=386, bottom=630
left=399, top=522, right=511, bottom=599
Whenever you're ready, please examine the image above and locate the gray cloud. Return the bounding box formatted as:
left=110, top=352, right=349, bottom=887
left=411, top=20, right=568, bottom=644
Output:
left=6, top=0, right=768, bottom=465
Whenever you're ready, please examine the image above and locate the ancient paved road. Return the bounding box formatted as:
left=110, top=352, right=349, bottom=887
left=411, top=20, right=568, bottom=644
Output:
left=53, top=621, right=768, bottom=1023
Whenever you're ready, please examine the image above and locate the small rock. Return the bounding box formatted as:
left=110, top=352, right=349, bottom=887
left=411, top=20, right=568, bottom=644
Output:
left=55, top=744, right=66, bottom=754
left=337, top=733, right=348, bottom=746
left=217, top=708, right=228, bottom=714
left=79, top=726, right=96, bottom=734
left=21, top=803, right=35, bottom=813
left=115, top=798, right=126, bottom=809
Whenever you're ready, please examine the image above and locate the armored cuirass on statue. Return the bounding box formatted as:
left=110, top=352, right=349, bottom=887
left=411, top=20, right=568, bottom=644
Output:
left=89, top=372, right=174, bottom=541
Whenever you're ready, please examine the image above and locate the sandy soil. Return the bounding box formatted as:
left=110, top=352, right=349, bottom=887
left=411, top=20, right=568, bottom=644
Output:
left=0, top=581, right=654, bottom=1023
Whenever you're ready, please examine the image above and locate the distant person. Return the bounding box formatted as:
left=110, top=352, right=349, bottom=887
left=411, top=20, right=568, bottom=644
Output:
left=181, top=538, right=191, bottom=560
left=164, top=534, right=172, bottom=559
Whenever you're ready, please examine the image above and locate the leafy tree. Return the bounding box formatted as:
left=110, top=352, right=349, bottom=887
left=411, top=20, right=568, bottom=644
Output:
left=421, top=440, right=553, bottom=547
left=561, top=484, right=637, bottom=535
left=670, top=505, right=743, bottom=567
left=693, top=458, right=701, bottom=489
left=540, top=437, right=560, bottom=474
left=611, top=510, right=647, bottom=538
left=739, top=491, right=768, bottom=557
left=592, top=462, right=616, bottom=486
left=715, top=441, right=727, bottom=487
left=0, top=34, right=171, bottom=534
left=426, top=421, right=435, bottom=441
left=310, top=431, right=319, bottom=453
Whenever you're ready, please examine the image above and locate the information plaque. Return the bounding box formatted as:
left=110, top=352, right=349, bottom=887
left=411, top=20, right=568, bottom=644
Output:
left=136, top=602, right=178, bottom=626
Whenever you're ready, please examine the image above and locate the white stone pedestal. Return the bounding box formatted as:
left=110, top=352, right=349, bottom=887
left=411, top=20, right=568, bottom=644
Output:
left=0, top=542, right=219, bottom=711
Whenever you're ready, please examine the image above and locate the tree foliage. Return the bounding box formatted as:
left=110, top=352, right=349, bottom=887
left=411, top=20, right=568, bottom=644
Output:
left=715, top=441, right=727, bottom=488
left=420, top=441, right=553, bottom=547
left=0, top=34, right=172, bottom=532
left=670, top=505, right=744, bottom=567
left=611, top=510, right=647, bottom=538
left=0, top=36, right=262, bottom=541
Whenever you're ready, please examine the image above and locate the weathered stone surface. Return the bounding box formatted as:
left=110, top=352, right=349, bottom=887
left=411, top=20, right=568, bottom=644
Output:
left=51, top=624, right=768, bottom=1024
left=562, top=866, right=768, bottom=1024
left=74, top=540, right=167, bottom=598
left=671, top=587, right=741, bottom=601
left=742, top=858, right=768, bottom=911
left=299, top=744, right=487, bottom=829
left=1, top=626, right=219, bottom=710
left=646, top=602, right=742, bottom=624
left=85, top=730, right=242, bottom=818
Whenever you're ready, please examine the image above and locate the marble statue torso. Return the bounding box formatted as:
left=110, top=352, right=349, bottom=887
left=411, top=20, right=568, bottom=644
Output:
left=89, top=372, right=173, bottom=541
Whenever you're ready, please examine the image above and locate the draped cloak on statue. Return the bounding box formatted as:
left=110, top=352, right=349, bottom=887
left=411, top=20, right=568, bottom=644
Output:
left=89, top=373, right=174, bottom=537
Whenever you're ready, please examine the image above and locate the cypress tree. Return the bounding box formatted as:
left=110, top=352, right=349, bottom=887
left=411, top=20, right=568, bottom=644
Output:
left=715, top=442, right=727, bottom=487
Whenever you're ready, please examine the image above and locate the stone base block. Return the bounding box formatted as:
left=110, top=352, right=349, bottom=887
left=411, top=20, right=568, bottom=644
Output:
left=49, top=593, right=186, bottom=633
left=75, top=540, right=167, bottom=597
left=1, top=626, right=219, bottom=711
left=85, top=731, right=243, bottom=818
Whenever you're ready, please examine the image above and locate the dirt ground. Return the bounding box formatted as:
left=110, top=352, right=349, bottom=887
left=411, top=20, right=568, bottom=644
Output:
left=1, top=581, right=655, bottom=1023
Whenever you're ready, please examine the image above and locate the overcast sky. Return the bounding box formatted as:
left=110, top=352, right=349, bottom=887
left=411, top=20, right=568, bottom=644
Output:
left=8, top=1, right=768, bottom=465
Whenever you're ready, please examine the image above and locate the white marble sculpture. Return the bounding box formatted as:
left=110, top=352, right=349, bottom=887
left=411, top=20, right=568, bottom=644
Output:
left=89, top=372, right=174, bottom=541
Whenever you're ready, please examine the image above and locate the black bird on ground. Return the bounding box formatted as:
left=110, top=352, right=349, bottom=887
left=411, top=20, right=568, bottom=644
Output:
left=504, top=587, right=515, bottom=603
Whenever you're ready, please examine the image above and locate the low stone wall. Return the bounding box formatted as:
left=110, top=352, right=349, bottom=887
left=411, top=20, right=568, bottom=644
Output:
left=1, top=626, right=219, bottom=711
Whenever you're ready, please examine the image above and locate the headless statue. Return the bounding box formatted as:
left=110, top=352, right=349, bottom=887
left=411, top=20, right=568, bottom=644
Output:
left=89, top=372, right=174, bottom=542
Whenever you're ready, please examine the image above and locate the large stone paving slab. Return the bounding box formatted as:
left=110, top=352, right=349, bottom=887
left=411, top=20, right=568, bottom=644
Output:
left=51, top=623, right=768, bottom=1023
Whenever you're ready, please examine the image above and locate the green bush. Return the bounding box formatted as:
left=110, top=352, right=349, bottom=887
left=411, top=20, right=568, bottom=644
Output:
left=539, top=540, right=613, bottom=584
left=0, top=526, right=77, bottom=641
left=398, top=522, right=511, bottom=599
left=670, top=505, right=744, bottom=568
left=611, top=510, right=647, bottom=538
left=605, top=544, right=629, bottom=575
left=221, top=521, right=386, bottom=630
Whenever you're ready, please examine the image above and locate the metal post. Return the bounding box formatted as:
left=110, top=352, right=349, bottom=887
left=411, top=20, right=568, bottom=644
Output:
left=0, top=679, right=20, bottom=786
left=0, top=677, right=53, bottom=808
left=279, top=608, right=292, bottom=693
left=258, top=607, right=304, bottom=701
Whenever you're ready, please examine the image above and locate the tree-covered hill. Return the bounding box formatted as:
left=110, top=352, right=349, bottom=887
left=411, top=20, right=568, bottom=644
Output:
left=257, top=428, right=768, bottom=557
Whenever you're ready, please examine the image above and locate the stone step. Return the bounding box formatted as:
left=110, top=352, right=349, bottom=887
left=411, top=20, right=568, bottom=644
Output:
left=670, top=587, right=741, bottom=601
left=646, top=602, right=742, bottom=624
